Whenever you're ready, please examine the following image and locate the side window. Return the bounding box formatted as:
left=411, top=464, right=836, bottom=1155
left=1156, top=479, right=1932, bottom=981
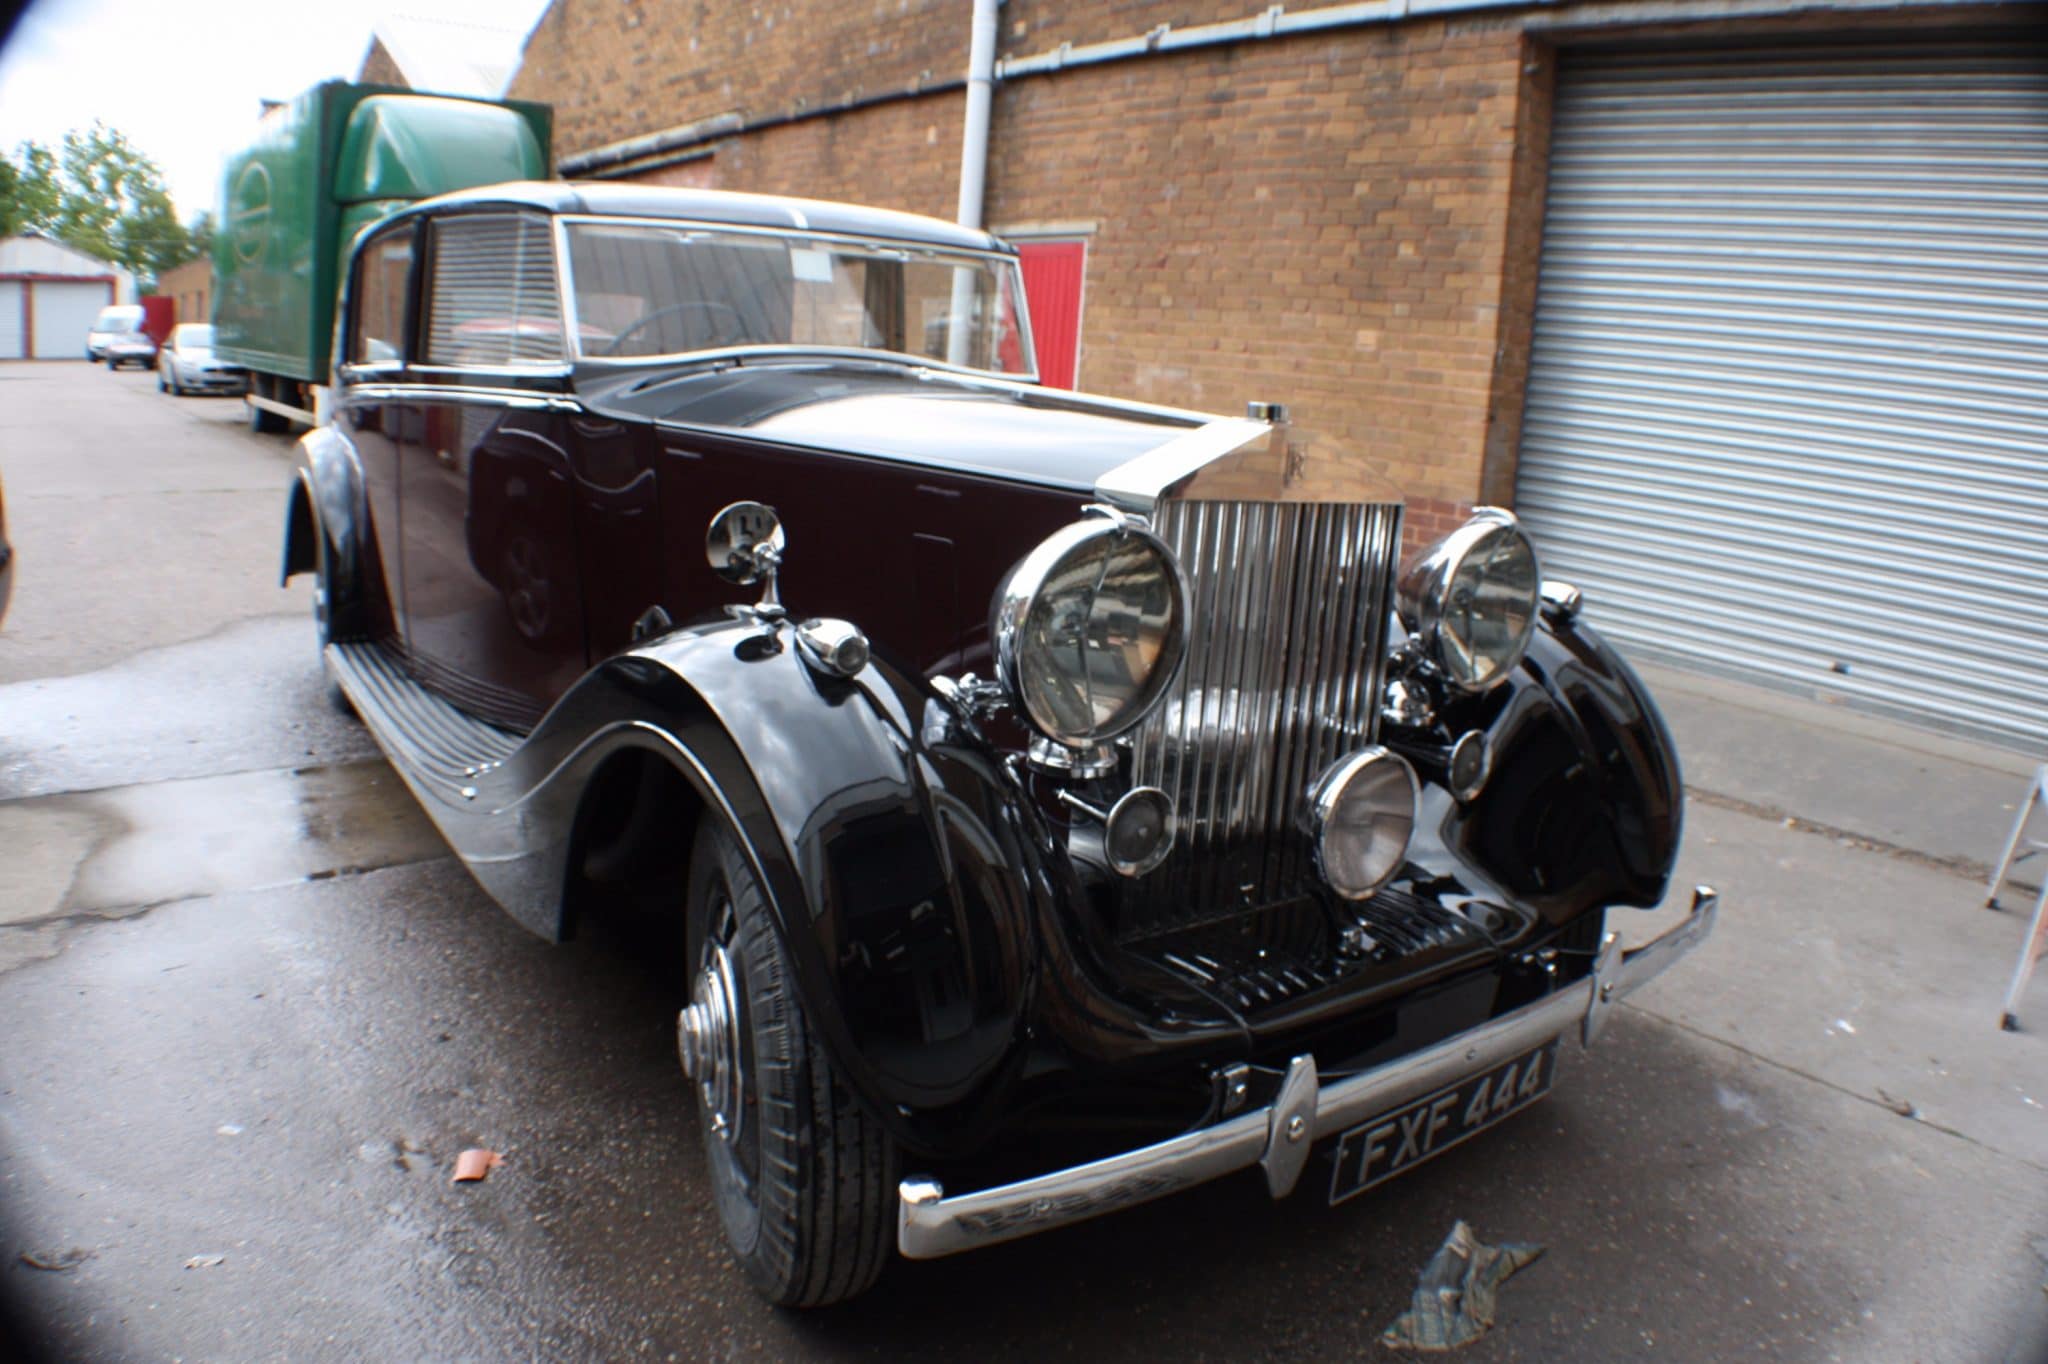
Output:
left=423, top=213, right=564, bottom=367
left=349, top=226, right=415, bottom=365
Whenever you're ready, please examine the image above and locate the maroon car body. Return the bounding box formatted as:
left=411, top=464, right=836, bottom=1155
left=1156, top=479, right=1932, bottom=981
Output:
left=279, top=181, right=1715, bottom=1307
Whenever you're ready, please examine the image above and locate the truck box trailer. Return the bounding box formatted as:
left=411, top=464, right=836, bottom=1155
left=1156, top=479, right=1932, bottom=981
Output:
left=213, top=80, right=551, bottom=432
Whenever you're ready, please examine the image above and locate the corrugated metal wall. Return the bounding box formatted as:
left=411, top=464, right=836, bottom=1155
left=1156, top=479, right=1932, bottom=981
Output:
left=1514, top=44, right=2048, bottom=753
left=31, top=281, right=111, bottom=360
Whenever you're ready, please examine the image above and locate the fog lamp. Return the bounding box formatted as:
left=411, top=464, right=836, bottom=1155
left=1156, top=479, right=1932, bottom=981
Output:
left=1061, top=785, right=1176, bottom=878
left=1305, top=747, right=1418, bottom=899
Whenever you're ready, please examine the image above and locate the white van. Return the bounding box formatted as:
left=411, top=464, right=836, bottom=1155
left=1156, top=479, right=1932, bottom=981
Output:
left=85, top=304, right=145, bottom=361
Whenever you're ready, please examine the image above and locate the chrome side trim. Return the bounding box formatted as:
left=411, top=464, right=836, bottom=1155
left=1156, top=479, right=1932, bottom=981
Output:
left=341, top=383, right=582, bottom=412
left=406, top=362, right=576, bottom=380
left=897, top=886, right=1720, bottom=1260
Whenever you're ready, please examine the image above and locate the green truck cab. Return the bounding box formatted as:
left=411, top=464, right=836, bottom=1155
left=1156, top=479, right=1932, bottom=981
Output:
left=214, top=81, right=551, bottom=432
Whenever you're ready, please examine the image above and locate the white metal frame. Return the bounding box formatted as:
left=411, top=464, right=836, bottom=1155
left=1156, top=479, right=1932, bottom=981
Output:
left=1984, top=765, right=2048, bottom=1031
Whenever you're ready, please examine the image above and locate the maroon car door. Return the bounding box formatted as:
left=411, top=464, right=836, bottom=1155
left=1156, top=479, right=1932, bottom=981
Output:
left=395, top=211, right=587, bottom=730
left=334, top=220, right=419, bottom=648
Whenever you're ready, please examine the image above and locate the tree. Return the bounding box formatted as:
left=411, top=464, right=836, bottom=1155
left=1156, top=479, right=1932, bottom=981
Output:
left=0, top=124, right=207, bottom=286
left=186, top=210, right=216, bottom=264
left=0, top=140, right=61, bottom=238
left=52, top=123, right=191, bottom=280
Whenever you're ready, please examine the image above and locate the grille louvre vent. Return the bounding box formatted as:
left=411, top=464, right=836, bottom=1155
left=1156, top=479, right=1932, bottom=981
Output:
left=1122, top=500, right=1402, bottom=936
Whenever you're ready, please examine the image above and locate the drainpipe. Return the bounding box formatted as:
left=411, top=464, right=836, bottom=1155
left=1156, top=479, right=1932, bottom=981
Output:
left=948, top=0, right=1000, bottom=367
left=955, top=0, right=999, bottom=229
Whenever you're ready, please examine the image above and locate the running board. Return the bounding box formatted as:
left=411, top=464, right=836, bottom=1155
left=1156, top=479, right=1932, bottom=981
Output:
left=326, top=642, right=520, bottom=796
left=323, top=640, right=703, bottom=942
left=325, top=641, right=572, bottom=936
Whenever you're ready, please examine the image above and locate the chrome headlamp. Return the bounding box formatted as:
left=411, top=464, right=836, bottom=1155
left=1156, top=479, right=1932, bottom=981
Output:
left=1305, top=747, right=1418, bottom=899
left=992, top=509, right=1189, bottom=746
left=1397, top=508, right=1542, bottom=692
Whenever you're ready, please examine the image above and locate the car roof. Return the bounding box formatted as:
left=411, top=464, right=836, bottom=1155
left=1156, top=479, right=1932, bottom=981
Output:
left=403, top=181, right=1012, bottom=255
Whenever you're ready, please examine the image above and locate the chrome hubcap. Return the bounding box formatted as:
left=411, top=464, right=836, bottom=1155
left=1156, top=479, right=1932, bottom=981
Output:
left=678, top=939, right=742, bottom=1143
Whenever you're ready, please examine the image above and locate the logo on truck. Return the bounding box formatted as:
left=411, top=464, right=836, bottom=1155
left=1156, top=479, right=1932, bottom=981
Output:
left=232, top=162, right=273, bottom=266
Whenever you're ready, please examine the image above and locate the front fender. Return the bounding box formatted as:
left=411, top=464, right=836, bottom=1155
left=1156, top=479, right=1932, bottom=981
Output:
left=490, top=616, right=1050, bottom=1153
left=1427, top=610, right=1685, bottom=922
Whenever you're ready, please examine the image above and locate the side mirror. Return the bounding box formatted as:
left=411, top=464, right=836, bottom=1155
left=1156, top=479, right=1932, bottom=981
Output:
left=706, top=500, right=785, bottom=616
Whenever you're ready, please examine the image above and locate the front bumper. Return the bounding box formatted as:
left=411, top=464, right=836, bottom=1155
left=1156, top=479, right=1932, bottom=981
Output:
left=898, top=885, right=1718, bottom=1259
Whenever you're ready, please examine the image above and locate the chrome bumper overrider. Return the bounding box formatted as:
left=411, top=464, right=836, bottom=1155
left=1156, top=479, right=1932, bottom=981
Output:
left=898, top=886, right=1719, bottom=1259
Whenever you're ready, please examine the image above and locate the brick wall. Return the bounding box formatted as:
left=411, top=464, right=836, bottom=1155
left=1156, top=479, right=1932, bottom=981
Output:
left=356, top=37, right=406, bottom=87
left=511, top=0, right=967, bottom=163
left=698, top=92, right=967, bottom=220
left=978, top=19, right=1528, bottom=509
left=512, top=2, right=1538, bottom=514
left=156, top=258, right=212, bottom=327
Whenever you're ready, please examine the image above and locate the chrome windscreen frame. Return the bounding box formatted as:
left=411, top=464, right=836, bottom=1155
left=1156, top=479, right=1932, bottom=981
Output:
left=548, top=213, right=1041, bottom=384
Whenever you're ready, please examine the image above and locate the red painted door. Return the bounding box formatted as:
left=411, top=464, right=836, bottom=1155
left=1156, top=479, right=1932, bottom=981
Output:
left=1016, top=239, right=1085, bottom=390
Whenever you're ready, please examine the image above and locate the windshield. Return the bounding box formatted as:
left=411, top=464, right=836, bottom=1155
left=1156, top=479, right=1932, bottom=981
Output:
left=176, top=325, right=215, bottom=348
left=93, top=308, right=141, bottom=333
left=564, top=221, right=1034, bottom=376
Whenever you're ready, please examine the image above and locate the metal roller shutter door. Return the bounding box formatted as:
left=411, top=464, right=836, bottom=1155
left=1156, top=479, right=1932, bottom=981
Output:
left=0, top=283, right=22, bottom=359
left=31, top=280, right=112, bottom=359
left=1514, top=45, right=2048, bottom=753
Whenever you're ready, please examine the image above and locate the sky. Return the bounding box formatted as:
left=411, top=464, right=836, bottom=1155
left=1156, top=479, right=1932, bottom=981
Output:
left=0, top=0, right=552, bottom=223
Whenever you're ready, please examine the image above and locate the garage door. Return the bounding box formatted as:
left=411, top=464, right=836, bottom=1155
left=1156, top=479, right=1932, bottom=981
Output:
left=31, top=279, right=111, bottom=359
left=1514, top=44, right=2048, bottom=753
left=0, top=282, right=22, bottom=359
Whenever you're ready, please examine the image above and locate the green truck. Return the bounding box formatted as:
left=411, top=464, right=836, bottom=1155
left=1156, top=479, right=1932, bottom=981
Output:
left=214, top=80, right=552, bottom=432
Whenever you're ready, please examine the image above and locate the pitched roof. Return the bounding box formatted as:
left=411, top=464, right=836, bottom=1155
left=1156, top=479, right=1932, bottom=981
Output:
left=365, top=6, right=547, bottom=98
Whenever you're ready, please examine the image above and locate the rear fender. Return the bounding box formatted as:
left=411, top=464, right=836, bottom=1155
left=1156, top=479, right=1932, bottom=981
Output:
left=281, top=426, right=371, bottom=635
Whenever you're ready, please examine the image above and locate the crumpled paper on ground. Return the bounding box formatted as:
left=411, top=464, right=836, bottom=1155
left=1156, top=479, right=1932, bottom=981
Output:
left=1380, top=1220, right=1545, bottom=1352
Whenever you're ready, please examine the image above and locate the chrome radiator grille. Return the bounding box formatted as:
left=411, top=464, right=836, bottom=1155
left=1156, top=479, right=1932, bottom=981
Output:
left=1121, top=500, right=1403, bottom=938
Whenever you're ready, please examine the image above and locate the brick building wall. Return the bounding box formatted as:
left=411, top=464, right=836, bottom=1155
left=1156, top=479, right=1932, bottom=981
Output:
left=514, top=0, right=968, bottom=168
left=356, top=37, right=407, bottom=88
left=510, top=3, right=1547, bottom=530
left=978, top=18, right=1529, bottom=521
left=155, top=257, right=212, bottom=328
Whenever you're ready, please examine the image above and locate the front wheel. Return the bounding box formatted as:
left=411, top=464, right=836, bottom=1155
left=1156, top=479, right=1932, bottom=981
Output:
left=681, top=818, right=896, bottom=1307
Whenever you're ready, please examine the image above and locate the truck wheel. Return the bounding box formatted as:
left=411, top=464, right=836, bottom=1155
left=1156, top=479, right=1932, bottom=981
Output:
left=682, top=817, right=896, bottom=1307
left=248, top=399, right=287, bottom=434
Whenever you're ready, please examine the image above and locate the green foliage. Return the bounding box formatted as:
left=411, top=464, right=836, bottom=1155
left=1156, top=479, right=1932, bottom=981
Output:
left=1, top=123, right=210, bottom=286
left=0, top=141, right=61, bottom=238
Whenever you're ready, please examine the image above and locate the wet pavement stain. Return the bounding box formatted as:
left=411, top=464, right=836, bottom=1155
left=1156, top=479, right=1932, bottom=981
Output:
left=0, top=759, right=445, bottom=971
left=0, top=615, right=380, bottom=803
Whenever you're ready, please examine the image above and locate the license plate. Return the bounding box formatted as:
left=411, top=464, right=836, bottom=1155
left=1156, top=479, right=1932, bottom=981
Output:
left=1327, top=1040, right=1559, bottom=1205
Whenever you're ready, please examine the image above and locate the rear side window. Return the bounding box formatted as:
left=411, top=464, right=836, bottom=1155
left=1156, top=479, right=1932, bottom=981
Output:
left=350, top=227, right=414, bottom=365
left=423, top=213, right=564, bottom=367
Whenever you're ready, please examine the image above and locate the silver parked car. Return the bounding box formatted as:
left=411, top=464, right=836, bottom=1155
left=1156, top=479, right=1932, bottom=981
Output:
left=157, top=324, right=246, bottom=395
left=86, top=304, right=144, bottom=360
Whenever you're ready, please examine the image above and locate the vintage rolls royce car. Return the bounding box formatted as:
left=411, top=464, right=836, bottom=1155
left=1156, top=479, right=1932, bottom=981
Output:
left=280, top=182, right=1716, bottom=1307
